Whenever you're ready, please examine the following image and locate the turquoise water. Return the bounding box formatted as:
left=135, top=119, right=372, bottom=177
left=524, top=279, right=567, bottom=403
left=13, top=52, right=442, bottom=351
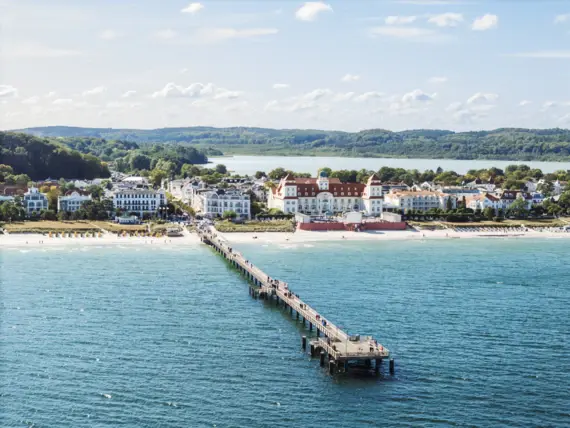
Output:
left=1, top=239, right=570, bottom=427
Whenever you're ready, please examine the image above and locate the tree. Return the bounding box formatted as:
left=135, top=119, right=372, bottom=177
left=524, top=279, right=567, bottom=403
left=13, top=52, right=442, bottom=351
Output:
left=181, top=164, right=202, bottom=178
left=0, top=201, right=22, bottom=222
left=45, top=188, right=60, bottom=212
left=445, top=197, right=453, bottom=212
left=215, top=164, right=228, bottom=174
left=506, top=198, right=530, bottom=218
left=222, top=210, right=237, bottom=219
left=40, top=210, right=57, bottom=221
left=86, top=184, right=104, bottom=200
left=129, top=153, right=151, bottom=171
left=268, top=168, right=288, bottom=180
left=149, top=168, right=167, bottom=187
left=483, top=207, right=495, bottom=220
left=254, top=171, right=266, bottom=179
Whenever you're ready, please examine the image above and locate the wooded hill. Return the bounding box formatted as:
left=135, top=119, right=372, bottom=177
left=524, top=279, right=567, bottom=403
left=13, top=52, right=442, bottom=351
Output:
left=0, top=131, right=111, bottom=180
left=16, top=126, right=570, bottom=161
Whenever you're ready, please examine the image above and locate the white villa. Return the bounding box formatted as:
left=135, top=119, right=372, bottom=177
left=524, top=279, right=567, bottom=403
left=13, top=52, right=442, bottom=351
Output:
left=192, top=188, right=251, bottom=219
left=267, top=171, right=384, bottom=215
left=383, top=191, right=457, bottom=213
left=466, top=193, right=502, bottom=212
left=113, top=188, right=166, bottom=216
left=23, top=187, right=49, bottom=215
left=58, top=191, right=92, bottom=213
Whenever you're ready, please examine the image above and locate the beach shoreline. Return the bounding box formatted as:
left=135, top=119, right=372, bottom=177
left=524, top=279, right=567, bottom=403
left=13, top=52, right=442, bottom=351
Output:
left=2, top=228, right=570, bottom=249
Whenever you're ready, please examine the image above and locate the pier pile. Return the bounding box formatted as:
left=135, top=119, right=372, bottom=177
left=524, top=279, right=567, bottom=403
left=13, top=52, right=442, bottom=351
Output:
left=197, top=226, right=393, bottom=375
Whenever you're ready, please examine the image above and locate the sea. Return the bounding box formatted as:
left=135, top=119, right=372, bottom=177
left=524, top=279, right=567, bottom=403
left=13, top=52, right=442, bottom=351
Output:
left=209, top=155, right=570, bottom=176
left=1, top=239, right=570, bottom=427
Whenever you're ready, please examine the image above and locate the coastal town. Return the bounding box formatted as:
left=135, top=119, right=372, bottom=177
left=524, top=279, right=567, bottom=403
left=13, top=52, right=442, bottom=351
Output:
left=2, top=162, right=570, bottom=239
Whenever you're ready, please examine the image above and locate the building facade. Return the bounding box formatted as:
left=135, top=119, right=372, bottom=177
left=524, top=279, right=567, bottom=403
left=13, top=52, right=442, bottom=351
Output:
left=192, top=188, right=251, bottom=219
left=23, top=187, right=49, bottom=215
left=113, top=188, right=166, bottom=217
left=267, top=171, right=384, bottom=216
left=58, top=191, right=92, bottom=212
left=383, top=191, right=457, bottom=212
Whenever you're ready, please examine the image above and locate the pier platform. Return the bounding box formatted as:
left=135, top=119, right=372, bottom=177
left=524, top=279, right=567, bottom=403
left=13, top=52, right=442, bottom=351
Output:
left=197, top=225, right=392, bottom=375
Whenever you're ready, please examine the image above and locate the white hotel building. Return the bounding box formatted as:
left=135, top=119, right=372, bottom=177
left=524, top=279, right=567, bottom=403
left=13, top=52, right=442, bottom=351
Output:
left=191, top=188, right=251, bottom=219
left=267, top=171, right=384, bottom=216
left=383, top=191, right=457, bottom=212
left=23, top=187, right=49, bottom=215
left=113, top=188, right=166, bottom=217
left=58, top=191, right=92, bottom=213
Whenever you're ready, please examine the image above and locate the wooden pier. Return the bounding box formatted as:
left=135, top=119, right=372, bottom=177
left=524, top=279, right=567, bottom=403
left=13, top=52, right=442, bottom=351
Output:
left=197, top=226, right=393, bottom=375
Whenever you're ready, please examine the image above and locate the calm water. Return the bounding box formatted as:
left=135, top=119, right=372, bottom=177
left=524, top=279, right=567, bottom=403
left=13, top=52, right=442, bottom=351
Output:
left=209, top=155, right=570, bottom=175
left=1, top=239, right=570, bottom=427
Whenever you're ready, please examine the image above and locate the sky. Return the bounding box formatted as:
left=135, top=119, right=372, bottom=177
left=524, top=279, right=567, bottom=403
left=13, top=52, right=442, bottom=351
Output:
left=2, top=0, right=570, bottom=132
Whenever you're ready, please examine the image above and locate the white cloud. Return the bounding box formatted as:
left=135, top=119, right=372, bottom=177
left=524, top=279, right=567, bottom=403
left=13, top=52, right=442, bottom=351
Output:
left=428, top=76, right=448, bottom=84
left=369, top=26, right=443, bottom=41
left=22, top=96, right=40, bottom=104
left=466, top=92, right=499, bottom=104
left=445, top=101, right=463, bottom=112
left=180, top=68, right=189, bottom=74
left=151, top=82, right=243, bottom=99
left=52, top=98, right=73, bottom=105
left=2, top=43, right=82, bottom=58
left=341, top=74, right=360, bottom=82
left=402, top=89, right=435, bottom=103
left=302, top=88, right=333, bottom=101
left=507, top=51, right=570, bottom=59
left=428, top=13, right=464, bottom=27
left=213, top=89, right=242, bottom=100
left=519, top=100, right=532, bottom=107
left=121, top=90, right=137, bottom=98
left=353, top=91, right=384, bottom=102
left=82, top=86, right=107, bottom=97
left=154, top=29, right=177, bottom=40
left=554, top=14, right=570, bottom=24
left=0, top=85, right=18, bottom=98
left=193, top=27, right=278, bottom=43
left=45, top=91, right=57, bottom=98
left=295, top=2, right=333, bottom=22
left=99, top=29, right=120, bottom=40
left=385, top=15, right=417, bottom=25
left=273, top=83, right=290, bottom=89
left=472, top=14, right=498, bottom=31
left=181, top=2, right=204, bottom=14
left=333, top=92, right=355, bottom=102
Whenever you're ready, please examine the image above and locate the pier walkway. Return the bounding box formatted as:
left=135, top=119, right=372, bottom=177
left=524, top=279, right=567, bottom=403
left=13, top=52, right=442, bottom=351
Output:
left=197, top=225, right=392, bottom=375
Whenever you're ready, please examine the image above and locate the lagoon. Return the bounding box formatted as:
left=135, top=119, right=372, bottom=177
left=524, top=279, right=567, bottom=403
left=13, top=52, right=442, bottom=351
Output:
left=209, top=155, right=570, bottom=176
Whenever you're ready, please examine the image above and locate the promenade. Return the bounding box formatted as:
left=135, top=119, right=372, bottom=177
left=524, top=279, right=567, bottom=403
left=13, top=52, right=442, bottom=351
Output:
left=197, top=225, right=393, bottom=375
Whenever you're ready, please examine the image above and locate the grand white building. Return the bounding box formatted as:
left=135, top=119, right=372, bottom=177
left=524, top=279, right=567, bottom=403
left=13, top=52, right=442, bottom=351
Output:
left=267, top=171, right=384, bottom=215
left=113, top=188, right=166, bottom=217
left=58, top=191, right=92, bottom=213
left=23, top=187, right=49, bottom=215
left=192, top=188, right=251, bottom=219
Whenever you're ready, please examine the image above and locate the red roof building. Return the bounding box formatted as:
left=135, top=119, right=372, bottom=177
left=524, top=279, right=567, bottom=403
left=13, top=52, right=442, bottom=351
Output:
left=268, top=171, right=384, bottom=215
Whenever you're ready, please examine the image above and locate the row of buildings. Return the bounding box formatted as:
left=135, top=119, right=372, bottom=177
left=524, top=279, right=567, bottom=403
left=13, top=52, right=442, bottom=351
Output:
left=267, top=171, right=554, bottom=216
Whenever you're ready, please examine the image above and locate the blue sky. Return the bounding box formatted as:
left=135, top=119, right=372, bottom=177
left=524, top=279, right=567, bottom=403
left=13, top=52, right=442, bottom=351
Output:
left=2, top=0, right=570, bottom=132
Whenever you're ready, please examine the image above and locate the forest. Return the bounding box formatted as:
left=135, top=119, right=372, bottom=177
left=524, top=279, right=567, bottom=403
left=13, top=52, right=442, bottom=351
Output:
left=0, top=132, right=111, bottom=180
left=16, top=126, right=570, bottom=161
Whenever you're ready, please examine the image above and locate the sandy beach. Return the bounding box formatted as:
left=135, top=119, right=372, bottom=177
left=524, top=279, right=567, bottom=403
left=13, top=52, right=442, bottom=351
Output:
left=217, top=228, right=570, bottom=245
left=0, top=232, right=201, bottom=248
left=2, top=228, right=570, bottom=249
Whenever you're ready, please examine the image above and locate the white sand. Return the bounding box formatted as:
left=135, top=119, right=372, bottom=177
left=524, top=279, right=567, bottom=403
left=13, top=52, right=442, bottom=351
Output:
left=0, top=232, right=201, bottom=248
left=218, top=229, right=570, bottom=245
left=2, top=228, right=569, bottom=249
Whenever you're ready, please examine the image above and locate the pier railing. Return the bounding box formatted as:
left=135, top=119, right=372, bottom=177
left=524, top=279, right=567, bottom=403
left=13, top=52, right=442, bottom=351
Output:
left=197, top=225, right=392, bottom=373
